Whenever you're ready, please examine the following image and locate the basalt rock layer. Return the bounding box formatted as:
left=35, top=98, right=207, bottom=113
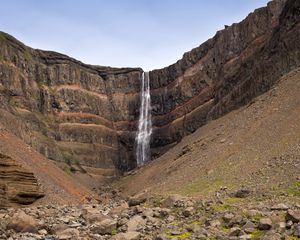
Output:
left=0, top=153, right=44, bottom=207
left=149, top=0, right=300, bottom=156
left=0, top=0, right=300, bottom=174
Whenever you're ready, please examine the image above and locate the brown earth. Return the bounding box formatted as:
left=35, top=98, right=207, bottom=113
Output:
left=114, top=67, right=300, bottom=200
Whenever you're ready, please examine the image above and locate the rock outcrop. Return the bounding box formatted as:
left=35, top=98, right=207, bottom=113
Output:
left=0, top=153, right=44, bottom=207
left=0, top=0, right=299, bottom=174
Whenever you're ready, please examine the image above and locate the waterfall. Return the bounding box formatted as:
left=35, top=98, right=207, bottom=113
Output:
left=136, top=72, right=152, bottom=167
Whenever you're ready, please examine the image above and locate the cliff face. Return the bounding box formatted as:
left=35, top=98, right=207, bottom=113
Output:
left=149, top=0, right=299, bottom=156
left=0, top=0, right=299, bottom=175
left=0, top=35, right=143, bottom=173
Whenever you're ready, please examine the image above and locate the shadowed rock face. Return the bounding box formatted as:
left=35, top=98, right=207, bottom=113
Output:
left=0, top=153, right=44, bottom=207
left=0, top=0, right=299, bottom=175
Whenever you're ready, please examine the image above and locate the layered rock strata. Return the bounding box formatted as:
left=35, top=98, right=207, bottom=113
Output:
left=0, top=153, right=44, bottom=207
left=0, top=0, right=299, bottom=173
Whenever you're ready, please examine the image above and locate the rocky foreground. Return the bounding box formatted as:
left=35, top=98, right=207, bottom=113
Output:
left=1, top=190, right=300, bottom=240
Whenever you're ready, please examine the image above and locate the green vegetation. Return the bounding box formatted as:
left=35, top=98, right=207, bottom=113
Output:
left=0, top=32, right=7, bottom=43
left=24, top=49, right=32, bottom=61
left=177, top=232, right=192, bottom=240
left=287, top=236, right=300, bottom=240
left=111, top=228, right=118, bottom=235
left=251, top=229, right=265, bottom=239
left=180, top=177, right=225, bottom=196
left=220, top=224, right=230, bottom=233
left=165, top=232, right=192, bottom=240
left=286, top=182, right=300, bottom=197
left=211, top=202, right=230, bottom=213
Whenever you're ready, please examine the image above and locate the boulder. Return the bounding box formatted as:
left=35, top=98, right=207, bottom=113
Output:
left=270, top=203, right=289, bottom=211
left=128, top=195, right=147, bottom=207
left=6, top=210, right=38, bottom=233
left=90, top=218, right=117, bottom=235
left=286, top=209, right=300, bottom=223
left=127, top=215, right=146, bottom=232
left=258, top=218, right=272, bottom=230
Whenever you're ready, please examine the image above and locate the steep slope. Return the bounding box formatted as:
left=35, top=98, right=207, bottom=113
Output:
left=0, top=124, right=97, bottom=206
left=115, top=66, right=300, bottom=198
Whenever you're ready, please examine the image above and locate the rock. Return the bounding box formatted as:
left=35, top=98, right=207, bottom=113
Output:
left=186, top=224, right=202, bottom=233
left=286, top=220, right=293, bottom=229
left=242, top=221, right=255, bottom=233
left=223, top=213, right=235, bottom=223
left=270, top=203, right=289, bottom=211
left=286, top=209, right=300, bottom=223
left=90, top=218, right=117, bottom=235
left=142, top=208, right=154, bottom=218
left=294, top=224, right=300, bottom=237
left=182, top=207, right=195, bottom=217
left=261, top=232, right=281, bottom=240
left=239, top=235, right=252, bottom=240
left=127, top=215, right=146, bottom=232
left=0, top=154, right=44, bottom=207
left=56, top=228, right=80, bottom=240
left=161, top=195, right=188, bottom=208
left=258, top=218, right=272, bottom=230
left=112, top=231, right=140, bottom=240
left=110, top=202, right=129, bottom=215
left=228, top=215, right=244, bottom=227
left=155, top=234, right=168, bottom=240
left=209, top=219, right=221, bottom=227
left=6, top=210, right=38, bottom=233
left=84, top=212, right=108, bottom=224
left=228, top=227, right=244, bottom=237
left=234, top=189, right=251, bottom=198
left=156, top=208, right=171, bottom=218
left=128, top=195, right=147, bottom=207
left=38, top=229, right=47, bottom=235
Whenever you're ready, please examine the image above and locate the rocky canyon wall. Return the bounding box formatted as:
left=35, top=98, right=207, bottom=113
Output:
left=0, top=0, right=299, bottom=174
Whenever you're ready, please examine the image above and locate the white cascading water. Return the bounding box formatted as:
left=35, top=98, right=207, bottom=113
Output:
left=136, top=72, right=152, bottom=167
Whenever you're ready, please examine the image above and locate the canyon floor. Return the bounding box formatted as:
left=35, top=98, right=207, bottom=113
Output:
left=1, top=64, right=300, bottom=240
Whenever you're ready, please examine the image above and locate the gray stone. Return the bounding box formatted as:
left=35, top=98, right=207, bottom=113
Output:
left=91, top=218, right=117, bottom=235
left=286, top=209, right=300, bottom=223
left=270, top=203, right=289, bottom=211
left=258, top=218, right=272, bottom=230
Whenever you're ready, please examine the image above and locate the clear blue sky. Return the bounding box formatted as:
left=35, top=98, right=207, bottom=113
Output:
left=1, top=0, right=270, bottom=71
